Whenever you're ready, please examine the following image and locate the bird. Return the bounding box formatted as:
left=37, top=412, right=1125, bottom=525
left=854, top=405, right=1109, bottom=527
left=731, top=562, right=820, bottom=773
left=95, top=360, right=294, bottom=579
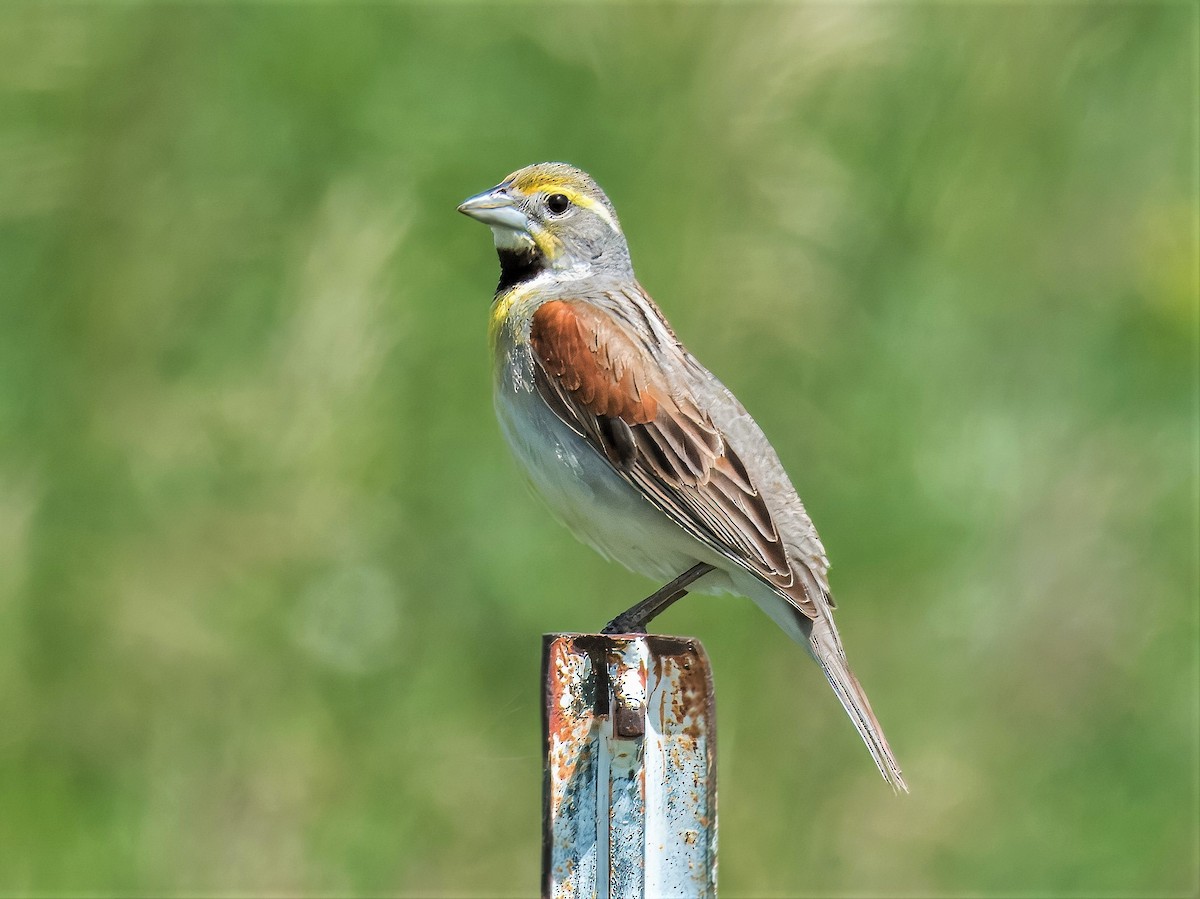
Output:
left=459, top=162, right=907, bottom=792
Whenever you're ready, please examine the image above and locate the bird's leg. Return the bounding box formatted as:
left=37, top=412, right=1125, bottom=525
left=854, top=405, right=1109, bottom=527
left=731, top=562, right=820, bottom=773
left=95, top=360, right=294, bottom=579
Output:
left=601, top=563, right=716, bottom=634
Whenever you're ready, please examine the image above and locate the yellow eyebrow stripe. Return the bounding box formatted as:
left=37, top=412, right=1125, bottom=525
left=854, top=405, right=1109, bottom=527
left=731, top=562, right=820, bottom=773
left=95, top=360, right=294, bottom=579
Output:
left=551, top=187, right=618, bottom=232
left=507, top=175, right=619, bottom=233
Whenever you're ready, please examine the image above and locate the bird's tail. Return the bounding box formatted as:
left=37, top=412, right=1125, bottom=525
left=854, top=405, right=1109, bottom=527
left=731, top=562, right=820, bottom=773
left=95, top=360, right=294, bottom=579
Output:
left=806, top=615, right=909, bottom=793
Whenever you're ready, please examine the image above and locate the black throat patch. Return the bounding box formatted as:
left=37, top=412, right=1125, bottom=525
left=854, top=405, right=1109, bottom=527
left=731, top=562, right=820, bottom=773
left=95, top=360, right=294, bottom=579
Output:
left=496, top=245, right=544, bottom=294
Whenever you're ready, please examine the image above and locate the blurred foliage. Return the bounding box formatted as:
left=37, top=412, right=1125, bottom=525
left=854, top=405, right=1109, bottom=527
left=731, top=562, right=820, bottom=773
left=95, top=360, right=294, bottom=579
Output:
left=0, top=3, right=1196, bottom=896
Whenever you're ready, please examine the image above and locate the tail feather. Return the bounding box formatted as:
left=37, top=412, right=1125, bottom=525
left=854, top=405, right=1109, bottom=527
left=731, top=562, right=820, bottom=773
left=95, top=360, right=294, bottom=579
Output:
left=808, top=616, right=909, bottom=793
left=743, top=580, right=908, bottom=791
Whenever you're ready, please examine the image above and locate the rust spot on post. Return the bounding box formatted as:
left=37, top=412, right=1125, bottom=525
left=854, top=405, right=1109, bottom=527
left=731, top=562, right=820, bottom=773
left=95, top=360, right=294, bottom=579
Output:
left=543, top=633, right=717, bottom=898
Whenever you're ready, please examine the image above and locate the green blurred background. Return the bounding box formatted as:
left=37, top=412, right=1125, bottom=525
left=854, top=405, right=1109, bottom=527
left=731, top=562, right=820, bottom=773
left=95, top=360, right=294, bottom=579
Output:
left=0, top=3, right=1196, bottom=896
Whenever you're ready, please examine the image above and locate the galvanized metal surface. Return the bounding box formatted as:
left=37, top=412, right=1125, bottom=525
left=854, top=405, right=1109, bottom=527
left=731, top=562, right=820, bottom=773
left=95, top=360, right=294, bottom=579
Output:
left=542, top=634, right=717, bottom=898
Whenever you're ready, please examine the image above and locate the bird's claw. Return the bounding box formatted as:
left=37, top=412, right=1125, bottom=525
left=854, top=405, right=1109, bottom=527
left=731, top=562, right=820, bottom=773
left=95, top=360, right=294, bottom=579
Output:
left=601, top=616, right=648, bottom=635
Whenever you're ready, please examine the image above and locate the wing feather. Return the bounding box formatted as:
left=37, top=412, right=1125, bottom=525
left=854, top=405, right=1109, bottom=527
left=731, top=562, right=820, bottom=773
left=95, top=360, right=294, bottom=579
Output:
left=529, top=297, right=817, bottom=617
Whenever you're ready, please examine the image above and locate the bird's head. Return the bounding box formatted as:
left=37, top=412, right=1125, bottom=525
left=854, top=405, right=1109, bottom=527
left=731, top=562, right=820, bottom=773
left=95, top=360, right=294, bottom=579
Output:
left=458, top=162, right=632, bottom=291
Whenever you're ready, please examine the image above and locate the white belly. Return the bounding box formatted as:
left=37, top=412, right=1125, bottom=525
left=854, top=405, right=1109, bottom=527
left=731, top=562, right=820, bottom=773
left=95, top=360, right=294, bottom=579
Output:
left=493, top=370, right=715, bottom=585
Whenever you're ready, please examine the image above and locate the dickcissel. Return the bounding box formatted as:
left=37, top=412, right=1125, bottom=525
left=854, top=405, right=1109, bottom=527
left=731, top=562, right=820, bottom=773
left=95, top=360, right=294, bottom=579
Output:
left=459, top=162, right=907, bottom=791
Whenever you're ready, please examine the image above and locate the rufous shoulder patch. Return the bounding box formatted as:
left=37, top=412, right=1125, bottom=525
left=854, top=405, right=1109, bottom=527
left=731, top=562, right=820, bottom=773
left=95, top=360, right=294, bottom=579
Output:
left=530, top=301, right=658, bottom=425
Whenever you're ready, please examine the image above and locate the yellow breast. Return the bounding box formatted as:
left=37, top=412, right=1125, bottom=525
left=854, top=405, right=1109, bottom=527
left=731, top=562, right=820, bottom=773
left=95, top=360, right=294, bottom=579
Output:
left=488, top=280, right=543, bottom=350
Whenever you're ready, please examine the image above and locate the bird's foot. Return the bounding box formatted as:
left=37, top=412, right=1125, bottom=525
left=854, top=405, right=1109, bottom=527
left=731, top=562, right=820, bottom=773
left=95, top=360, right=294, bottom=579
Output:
left=601, top=613, right=648, bottom=635
left=599, top=562, right=715, bottom=635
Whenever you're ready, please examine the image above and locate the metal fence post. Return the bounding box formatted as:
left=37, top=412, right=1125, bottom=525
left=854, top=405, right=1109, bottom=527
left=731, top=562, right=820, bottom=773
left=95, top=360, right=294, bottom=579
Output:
left=542, top=633, right=718, bottom=898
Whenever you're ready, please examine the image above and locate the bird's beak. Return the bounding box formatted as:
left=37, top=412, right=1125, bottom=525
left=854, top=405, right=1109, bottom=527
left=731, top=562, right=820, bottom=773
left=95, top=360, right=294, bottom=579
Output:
left=457, top=186, right=528, bottom=231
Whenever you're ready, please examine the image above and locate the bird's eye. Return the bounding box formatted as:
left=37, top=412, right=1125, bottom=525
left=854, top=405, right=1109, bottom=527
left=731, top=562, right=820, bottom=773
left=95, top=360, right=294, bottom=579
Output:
left=546, top=193, right=571, bottom=216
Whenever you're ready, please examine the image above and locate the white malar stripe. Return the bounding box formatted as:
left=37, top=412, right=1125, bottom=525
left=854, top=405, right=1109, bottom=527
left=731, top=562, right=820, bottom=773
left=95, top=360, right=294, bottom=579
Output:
left=490, top=224, right=535, bottom=253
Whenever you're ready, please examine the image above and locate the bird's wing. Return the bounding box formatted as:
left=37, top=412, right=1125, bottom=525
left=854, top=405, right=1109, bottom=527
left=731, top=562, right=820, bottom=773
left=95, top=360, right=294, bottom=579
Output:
left=529, top=296, right=820, bottom=618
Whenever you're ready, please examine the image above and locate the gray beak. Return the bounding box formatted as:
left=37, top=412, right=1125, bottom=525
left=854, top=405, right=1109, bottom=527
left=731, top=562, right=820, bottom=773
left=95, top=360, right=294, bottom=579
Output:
left=457, top=186, right=528, bottom=231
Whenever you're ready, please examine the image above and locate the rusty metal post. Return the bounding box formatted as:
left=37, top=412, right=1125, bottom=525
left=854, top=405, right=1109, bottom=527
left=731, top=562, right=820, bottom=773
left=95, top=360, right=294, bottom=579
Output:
left=542, top=634, right=717, bottom=898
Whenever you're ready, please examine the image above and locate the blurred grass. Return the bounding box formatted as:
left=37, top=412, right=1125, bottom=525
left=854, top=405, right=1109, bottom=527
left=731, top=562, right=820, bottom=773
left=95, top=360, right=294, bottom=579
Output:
left=0, top=3, right=1196, bottom=896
